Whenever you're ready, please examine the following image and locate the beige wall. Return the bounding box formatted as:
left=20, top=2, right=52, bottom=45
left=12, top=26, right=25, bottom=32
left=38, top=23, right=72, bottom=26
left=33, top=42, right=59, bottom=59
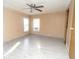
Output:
left=30, top=12, right=67, bottom=39
left=4, top=7, right=67, bottom=42
left=3, top=8, right=29, bottom=42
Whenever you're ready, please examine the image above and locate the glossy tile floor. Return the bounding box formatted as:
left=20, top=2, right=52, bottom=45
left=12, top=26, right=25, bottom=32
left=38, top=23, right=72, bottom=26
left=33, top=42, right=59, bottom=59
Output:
left=4, top=35, right=69, bottom=59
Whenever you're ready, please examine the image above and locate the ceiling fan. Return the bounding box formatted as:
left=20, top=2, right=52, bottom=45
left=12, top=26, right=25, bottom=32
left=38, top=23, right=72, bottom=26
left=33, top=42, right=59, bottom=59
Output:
left=24, top=4, right=44, bottom=13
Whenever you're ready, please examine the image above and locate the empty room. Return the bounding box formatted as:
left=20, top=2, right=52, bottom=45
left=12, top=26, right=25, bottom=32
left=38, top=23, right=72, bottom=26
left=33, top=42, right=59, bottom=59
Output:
left=3, top=0, right=75, bottom=59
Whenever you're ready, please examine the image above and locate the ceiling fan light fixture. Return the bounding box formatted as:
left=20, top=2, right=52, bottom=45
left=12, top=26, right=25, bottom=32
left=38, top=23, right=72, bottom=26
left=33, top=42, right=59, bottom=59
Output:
left=24, top=3, right=44, bottom=13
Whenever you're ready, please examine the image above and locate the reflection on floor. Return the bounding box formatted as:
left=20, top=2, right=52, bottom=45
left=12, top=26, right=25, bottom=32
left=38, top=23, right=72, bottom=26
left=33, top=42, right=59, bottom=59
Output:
left=4, top=35, right=69, bottom=59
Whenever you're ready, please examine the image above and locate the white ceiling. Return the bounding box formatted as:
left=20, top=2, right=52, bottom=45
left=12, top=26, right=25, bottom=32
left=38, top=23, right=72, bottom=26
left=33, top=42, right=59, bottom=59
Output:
left=3, top=0, right=71, bottom=15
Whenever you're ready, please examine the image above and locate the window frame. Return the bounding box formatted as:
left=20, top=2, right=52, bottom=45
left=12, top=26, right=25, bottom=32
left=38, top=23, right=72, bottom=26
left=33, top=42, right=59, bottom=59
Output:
left=32, top=18, right=40, bottom=32
left=23, top=17, right=29, bottom=32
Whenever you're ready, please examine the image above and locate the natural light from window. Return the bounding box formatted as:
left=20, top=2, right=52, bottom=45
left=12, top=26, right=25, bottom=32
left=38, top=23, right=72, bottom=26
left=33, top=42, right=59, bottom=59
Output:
left=33, top=18, right=40, bottom=32
left=23, top=17, right=29, bottom=32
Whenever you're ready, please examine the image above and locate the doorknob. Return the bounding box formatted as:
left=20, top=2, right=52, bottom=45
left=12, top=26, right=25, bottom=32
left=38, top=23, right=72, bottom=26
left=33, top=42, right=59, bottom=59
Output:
left=70, top=27, right=74, bottom=31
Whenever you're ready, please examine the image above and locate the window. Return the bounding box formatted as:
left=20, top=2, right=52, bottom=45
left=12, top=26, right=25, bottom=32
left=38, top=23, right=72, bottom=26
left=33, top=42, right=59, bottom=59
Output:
left=33, top=18, right=40, bottom=32
left=23, top=17, right=29, bottom=32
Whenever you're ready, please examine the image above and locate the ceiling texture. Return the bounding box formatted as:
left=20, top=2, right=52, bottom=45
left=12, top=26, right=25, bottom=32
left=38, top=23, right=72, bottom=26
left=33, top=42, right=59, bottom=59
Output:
left=3, top=0, right=71, bottom=15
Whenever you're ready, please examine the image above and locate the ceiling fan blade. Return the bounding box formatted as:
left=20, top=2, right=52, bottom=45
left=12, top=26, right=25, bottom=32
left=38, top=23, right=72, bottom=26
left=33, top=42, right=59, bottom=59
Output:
left=30, top=7, right=32, bottom=13
left=35, top=8, right=42, bottom=12
left=27, top=4, right=32, bottom=7
left=34, top=4, right=36, bottom=7
left=27, top=4, right=30, bottom=6
left=27, top=4, right=34, bottom=8
left=36, top=6, right=44, bottom=8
